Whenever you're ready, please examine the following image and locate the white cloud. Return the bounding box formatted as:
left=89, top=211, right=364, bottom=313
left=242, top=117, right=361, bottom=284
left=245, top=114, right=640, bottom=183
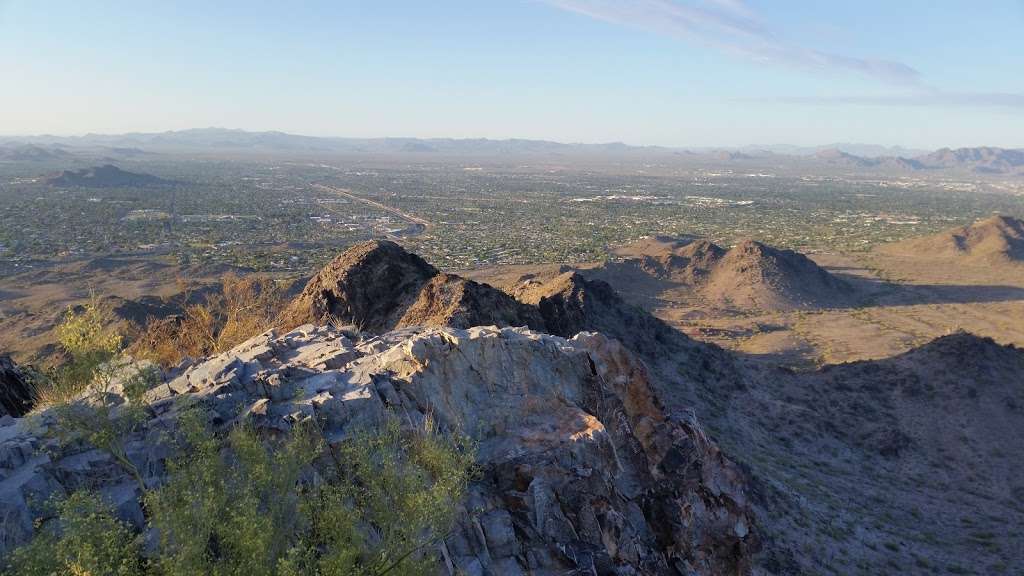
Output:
left=543, top=0, right=922, bottom=85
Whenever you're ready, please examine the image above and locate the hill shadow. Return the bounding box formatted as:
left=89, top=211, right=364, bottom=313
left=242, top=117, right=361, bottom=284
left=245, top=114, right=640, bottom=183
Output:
left=834, top=272, right=1024, bottom=307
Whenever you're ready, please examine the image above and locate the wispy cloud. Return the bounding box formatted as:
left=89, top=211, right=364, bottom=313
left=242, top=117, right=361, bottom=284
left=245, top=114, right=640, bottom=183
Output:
left=760, top=92, right=1024, bottom=109
left=543, top=0, right=922, bottom=85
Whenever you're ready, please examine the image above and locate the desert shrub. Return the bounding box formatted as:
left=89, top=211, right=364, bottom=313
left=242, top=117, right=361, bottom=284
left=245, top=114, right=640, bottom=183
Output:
left=50, top=364, right=160, bottom=492
left=11, top=404, right=474, bottom=575
left=132, top=273, right=287, bottom=367
left=148, top=414, right=474, bottom=576
left=4, top=491, right=143, bottom=576
left=145, top=412, right=322, bottom=576
left=289, top=418, right=476, bottom=576
left=33, top=297, right=124, bottom=407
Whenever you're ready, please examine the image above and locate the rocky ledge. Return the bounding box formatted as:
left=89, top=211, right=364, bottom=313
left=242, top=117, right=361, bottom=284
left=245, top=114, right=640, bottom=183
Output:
left=0, top=323, right=758, bottom=574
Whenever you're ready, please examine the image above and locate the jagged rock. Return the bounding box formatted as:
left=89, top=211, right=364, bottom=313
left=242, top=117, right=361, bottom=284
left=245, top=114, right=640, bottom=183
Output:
left=518, top=271, right=683, bottom=358
left=0, top=326, right=759, bottom=574
left=280, top=241, right=544, bottom=333
left=0, top=356, right=33, bottom=417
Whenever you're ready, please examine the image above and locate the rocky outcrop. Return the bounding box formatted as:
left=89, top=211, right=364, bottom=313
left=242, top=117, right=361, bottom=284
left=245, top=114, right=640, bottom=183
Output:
left=0, top=356, right=33, bottom=417
left=0, top=325, right=759, bottom=574
left=280, top=241, right=544, bottom=333
left=518, top=271, right=685, bottom=359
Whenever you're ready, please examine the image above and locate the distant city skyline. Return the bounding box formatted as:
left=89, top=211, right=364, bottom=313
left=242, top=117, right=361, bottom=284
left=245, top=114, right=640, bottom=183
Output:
left=1, top=1, right=1022, bottom=148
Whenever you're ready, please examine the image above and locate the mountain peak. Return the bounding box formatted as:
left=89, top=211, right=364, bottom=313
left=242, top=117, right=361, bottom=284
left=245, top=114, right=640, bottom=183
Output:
left=279, top=240, right=543, bottom=333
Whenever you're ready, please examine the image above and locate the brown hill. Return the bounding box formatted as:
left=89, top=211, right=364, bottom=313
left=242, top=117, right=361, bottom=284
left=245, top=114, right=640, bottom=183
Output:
left=604, top=236, right=855, bottom=310
left=878, top=215, right=1024, bottom=263
left=279, top=240, right=544, bottom=333
left=703, top=240, right=856, bottom=310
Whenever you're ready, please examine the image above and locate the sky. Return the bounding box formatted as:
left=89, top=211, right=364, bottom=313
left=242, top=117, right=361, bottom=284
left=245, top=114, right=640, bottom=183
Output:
left=1, top=0, right=1023, bottom=148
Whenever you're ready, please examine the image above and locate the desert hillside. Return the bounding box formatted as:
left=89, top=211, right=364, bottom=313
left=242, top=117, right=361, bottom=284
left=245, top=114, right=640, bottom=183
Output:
left=4, top=242, right=1022, bottom=575
left=877, top=214, right=1024, bottom=264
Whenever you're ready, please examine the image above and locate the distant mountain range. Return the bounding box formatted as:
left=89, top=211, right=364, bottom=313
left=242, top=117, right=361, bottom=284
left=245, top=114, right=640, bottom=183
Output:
left=813, top=146, right=1024, bottom=175
left=0, top=144, right=73, bottom=162
left=3, top=128, right=1023, bottom=175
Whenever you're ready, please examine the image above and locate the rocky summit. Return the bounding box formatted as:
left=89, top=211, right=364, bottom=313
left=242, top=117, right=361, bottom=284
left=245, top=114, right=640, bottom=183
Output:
left=280, top=240, right=545, bottom=333
left=0, top=323, right=758, bottom=574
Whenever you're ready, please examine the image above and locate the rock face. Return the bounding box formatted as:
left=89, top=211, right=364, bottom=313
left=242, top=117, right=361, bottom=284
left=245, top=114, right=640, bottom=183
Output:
left=0, top=357, right=33, bottom=417
left=878, top=214, right=1024, bottom=263
left=280, top=241, right=544, bottom=333
left=517, top=271, right=690, bottom=360
left=0, top=324, right=759, bottom=574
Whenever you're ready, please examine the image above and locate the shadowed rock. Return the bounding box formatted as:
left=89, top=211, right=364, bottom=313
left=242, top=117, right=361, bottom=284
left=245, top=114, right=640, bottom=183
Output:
left=0, top=356, right=33, bottom=417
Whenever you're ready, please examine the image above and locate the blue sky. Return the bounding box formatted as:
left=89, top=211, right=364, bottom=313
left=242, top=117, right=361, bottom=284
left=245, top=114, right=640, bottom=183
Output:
left=1, top=0, right=1022, bottom=148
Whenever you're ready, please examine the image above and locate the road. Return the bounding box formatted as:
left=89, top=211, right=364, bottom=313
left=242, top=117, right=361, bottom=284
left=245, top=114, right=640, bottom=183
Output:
left=312, top=184, right=433, bottom=235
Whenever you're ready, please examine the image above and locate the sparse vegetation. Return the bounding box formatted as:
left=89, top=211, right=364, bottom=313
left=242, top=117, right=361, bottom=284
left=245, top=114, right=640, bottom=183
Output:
left=9, top=292, right=475, bottom=575
left=131, top=273, right=287, bottom=367
left=4, top=491, right=143, bottom=576
left=31, top=297, right=124, bottom=407
left=8, top=406, right=474, bottom=576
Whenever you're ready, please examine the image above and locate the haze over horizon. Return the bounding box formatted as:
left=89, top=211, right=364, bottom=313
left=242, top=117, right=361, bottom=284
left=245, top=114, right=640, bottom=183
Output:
left=2, top=0, right=1023, bottom=149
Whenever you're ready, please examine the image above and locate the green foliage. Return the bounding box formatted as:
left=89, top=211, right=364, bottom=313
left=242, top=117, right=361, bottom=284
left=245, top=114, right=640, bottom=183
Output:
left=143, top=413, right=472, bottom=576
left=145, top=413, right=322, bottom=576
left=36, top=297, right=124, bottom=407
left=332, top=417, right=476, bottom=576
left=51, top=364, right=161, bottom=492
left=11, top=394, right=474, bottom=576
left=4, top=491, right=143, bottom=576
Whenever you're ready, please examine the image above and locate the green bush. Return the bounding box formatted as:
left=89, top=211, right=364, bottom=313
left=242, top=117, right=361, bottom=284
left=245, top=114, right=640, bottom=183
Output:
left=34, top=297, right=124, bottom=408
left=4, top=491, right=143, bottom=576
left=8, top=411, right=475, bottom=576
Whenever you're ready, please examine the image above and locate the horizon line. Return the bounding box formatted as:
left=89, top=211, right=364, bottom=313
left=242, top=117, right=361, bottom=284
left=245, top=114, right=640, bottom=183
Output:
left=2, top=127, right=1022, bottom=153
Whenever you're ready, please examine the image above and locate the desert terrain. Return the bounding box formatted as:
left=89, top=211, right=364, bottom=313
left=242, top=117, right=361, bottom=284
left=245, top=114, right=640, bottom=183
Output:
left=466, top=215, right=1024, bottom=368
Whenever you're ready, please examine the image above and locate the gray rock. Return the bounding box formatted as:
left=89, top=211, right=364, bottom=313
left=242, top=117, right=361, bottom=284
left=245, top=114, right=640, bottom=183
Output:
left=0, top=325, right=759, bottom=574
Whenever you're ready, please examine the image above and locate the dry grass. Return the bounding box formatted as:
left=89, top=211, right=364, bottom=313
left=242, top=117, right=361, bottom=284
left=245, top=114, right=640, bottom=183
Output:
left=130, top=273, right=287, bottom=367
